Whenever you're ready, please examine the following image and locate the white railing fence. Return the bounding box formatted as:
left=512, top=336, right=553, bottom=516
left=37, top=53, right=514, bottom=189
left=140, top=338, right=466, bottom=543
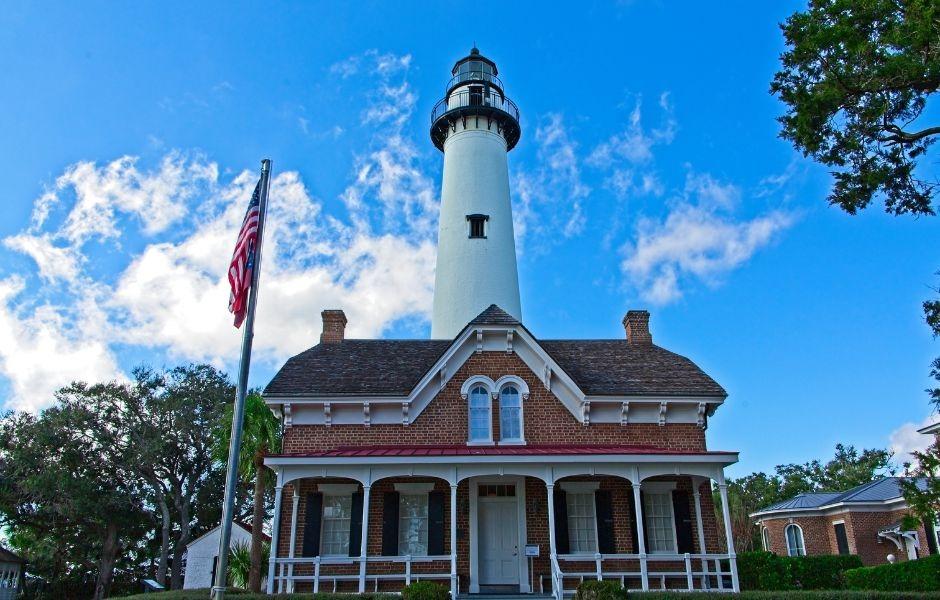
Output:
left=271, top=555, right=454, bottom=594
left=546, top=553, right=734, bottom=596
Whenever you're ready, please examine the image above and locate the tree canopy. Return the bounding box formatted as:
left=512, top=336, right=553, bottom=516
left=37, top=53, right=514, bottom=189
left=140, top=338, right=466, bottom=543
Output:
left=772, top=0, right=940, bottom=216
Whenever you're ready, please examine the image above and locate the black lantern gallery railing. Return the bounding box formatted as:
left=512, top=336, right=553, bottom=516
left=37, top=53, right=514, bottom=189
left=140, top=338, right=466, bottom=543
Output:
left=445, top=71, right=504, bottom=95
left=429, top=89, right=521, bottom=151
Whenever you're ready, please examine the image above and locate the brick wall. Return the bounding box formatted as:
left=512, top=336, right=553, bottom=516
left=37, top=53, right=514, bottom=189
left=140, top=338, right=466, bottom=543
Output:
left=761, top=508, right=936, bottom=566
left=283, top=351, right=707, bottom=453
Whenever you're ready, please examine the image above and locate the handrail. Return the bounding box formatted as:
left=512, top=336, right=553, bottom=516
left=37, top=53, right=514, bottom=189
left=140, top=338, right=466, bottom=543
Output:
left=553, top=552, right=732, bottom=593
left=430, top=90, right=520, bottom=125
left=446, top=71, right=504, bottom=93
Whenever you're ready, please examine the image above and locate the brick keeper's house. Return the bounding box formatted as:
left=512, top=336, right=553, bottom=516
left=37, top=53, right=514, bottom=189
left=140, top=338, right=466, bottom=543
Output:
left=261, top=48, right=741, bottom=597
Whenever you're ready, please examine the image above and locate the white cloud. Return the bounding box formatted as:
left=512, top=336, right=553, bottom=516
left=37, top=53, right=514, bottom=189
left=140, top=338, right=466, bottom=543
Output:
left=620, top=173, right=794, bottom=304
left=587, top=93, right=676, bottom=168
left=513, top=114, right=590, bottom=245
left=0, top=277, right=122, bottom=412
left=890, top=415, right=940, bottom=467
left=1, top=51, right=439, bottom=412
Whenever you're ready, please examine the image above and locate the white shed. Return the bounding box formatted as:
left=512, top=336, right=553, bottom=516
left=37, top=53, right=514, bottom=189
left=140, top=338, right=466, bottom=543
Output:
left=0, top=547, right=24, bottom=600
left=183, top=522, right=268, bottom=589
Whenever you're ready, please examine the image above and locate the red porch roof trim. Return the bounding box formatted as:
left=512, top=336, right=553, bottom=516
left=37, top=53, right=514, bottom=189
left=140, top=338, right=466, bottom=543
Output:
left=268, top=443, right=737, bottom=459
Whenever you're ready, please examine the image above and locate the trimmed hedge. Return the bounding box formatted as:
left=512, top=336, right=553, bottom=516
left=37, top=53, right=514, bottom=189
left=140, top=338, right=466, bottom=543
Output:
left=845, top=555, right=940, bottom=591
left=401, top=581, right=450, bottom=600
left=629, top=593, right=940, bottom=599
left=737, top=551, right=863, bottom=590
left=575, top=580, right=628, bottom=600
left=118, top=590, right=397, bottom=600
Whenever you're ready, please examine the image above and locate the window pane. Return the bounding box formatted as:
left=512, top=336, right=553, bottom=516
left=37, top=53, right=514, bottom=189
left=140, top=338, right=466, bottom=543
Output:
left=398, top=494, right=429, bottom=556
left=643, top=492, right=676, bottom=553
left=786, top=525, right=805, bottom=557
left=500, top=387, right=522, bottom=441
left=565, top=492, right=597, bottom=553
left=320, top=495, right=352, bottom=556
left=469, top=387, right=490, bottom=441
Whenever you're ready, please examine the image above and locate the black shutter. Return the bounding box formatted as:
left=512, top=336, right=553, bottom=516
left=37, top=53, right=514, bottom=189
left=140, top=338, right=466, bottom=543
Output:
left=553, top=489, right=570, bottom=554
left=627, top=487, right=639, bottom=554
left=349, top=490, right=364, bottom=557
left=302, top=492, right=323, bottom=557
left=923, top=518, right=938, bottom=555
left=640, top=491, right=650, bottom=550
left=672, top=490, right=694, bottom=554
left=428, top=491, right=446, bottom=555
left=382, top=491, right=400, bottom=556
left=594, top=490, right=616, bottom=554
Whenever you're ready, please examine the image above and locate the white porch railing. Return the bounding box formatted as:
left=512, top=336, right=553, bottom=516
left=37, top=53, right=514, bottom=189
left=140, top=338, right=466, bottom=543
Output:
left=271, top=555, right=454, bottom=594
left=547, top=553, right=735, bottom=599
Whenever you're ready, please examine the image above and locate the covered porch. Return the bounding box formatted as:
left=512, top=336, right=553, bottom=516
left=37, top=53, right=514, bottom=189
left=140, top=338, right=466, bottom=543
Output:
left=264, top=446, right=740, bottom=597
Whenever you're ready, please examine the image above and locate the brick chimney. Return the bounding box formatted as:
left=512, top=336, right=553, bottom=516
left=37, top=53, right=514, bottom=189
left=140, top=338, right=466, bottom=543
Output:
left=320, top=309, right=348, bottom=344
left=623, top=310, right=652, bottom=345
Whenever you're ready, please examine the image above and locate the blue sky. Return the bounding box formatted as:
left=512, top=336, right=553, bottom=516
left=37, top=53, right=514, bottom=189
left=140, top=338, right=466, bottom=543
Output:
left=1, top=1, right=938, bottom=478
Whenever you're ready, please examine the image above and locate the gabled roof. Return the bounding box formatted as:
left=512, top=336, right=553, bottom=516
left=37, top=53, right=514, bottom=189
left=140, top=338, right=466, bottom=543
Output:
left=264, top=305, right=725, bottom=398
left=186, top=521, right=271, bottom=549
left=753, top=477, right=928, bottom=516
left=0, top=546, right=24, bottom=564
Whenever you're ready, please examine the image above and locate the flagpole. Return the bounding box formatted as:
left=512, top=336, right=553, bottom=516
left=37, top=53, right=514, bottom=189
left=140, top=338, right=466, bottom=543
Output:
left=211, top=158, right=272, bottom=600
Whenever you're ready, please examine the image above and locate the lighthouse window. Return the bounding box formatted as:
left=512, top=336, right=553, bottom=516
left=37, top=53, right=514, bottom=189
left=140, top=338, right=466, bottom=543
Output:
left=467, top=214, right=488, bottom=238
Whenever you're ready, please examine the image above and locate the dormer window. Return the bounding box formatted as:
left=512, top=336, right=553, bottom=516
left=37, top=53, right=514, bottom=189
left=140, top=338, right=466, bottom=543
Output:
left=467, top=214, right=488, bottom=239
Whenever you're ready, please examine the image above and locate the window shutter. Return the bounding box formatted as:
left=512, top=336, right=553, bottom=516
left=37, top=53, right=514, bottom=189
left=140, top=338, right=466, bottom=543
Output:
left=349, top=490, right=364, bottom=557
left=640, top=491, right=649, bottom=550
left=923, top=518, right=938, bottom=555
left=381, top=491, right=400, bottom=556
left=301, top=492, right=323, bottom=557
left=671, top=490, right=694, bottom=554
left=428, top=491, right=446, bottom=555
left=553, top=488, right=570, bottom=554
left=594, top=489, right=616, bottom=554
left=627, top=487, right=639, bottom=554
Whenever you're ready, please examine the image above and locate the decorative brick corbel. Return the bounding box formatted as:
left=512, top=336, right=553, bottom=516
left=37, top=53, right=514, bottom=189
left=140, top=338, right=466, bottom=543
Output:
left=476, top=329, right=484, bottom=353
left=697, top=402, right=707, bottom=429
left=506, top=330, right=514, bottom=354
left=283, top=403, right=293, bottom=428
left=658, top=401, right=667, bottom=426
left=582, top=400, right=591, bottom=425
left=542, top=364, right=552, bottom=390
left=620, top=401, right=630, bottom=426
left=402, top=402, right=410, bottom=426
left=323, top=402, right=332, bottom=427
left=363, top=402, right=371, bottom=427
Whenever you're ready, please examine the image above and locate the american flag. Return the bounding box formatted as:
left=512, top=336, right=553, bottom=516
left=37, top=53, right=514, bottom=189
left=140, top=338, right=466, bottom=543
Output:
left=228, top=179, right=262, bottom=328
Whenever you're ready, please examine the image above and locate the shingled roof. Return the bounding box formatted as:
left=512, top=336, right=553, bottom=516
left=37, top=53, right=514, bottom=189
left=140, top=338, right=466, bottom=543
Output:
left=752, top=477, right=929, bottom=515
left=264, top=305, right=725, bottom=398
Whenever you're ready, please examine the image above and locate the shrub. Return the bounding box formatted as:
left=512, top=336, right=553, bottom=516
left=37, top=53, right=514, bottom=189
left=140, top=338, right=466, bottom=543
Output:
left=844, top=554, right=940, bottom=591
left=792, top=555, right=863, bottom=590
left=736, top=551, right=863, bottom=590
left=629, top=592, right=940, bottom=599
left=576, top=579, right=627, bottom=600
left=401, top=580, right=450, bottom=600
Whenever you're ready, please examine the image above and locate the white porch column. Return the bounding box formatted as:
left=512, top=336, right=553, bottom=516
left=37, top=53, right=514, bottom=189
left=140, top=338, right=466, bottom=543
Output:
left=358, top=484, right=372, bottom=593
left=266, top=483, right=284, bottom=594
left=631, top=483, right=649, bottom=591
left=692, top=482, right=709, bottom=590
left=546, top=482, right=559, bottom=598
left=450, top=483, right=459, bottom=598
left=717, top=475, right=739, bottom=593
left=286, top=486, right=301, bottom=593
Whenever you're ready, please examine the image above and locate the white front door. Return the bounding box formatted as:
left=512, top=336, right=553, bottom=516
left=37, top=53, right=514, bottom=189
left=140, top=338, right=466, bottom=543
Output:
left=478, top=495, right=519, bottom=585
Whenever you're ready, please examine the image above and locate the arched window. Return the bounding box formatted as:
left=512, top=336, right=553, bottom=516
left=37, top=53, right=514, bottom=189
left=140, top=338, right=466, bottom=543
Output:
left=499, top=385, right=523, bottom=442
left=761, top=527, right=771, bottom=552
left=468, top=386, right=491, bottom=442
left=785, top=524, right=805, bottom=556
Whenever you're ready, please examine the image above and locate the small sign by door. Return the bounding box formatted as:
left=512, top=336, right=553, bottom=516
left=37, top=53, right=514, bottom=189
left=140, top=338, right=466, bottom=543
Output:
left=524, top=544, right=539, bottom=557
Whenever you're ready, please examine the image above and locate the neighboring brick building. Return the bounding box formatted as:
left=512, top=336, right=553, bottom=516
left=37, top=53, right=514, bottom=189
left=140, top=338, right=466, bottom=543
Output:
left=260, top=48, right=741, bottom=598
left=751, top=478, right=940, bottom=566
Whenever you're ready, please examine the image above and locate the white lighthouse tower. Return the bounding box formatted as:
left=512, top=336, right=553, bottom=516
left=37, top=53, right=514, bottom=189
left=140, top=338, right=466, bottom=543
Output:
left=430, top=48, right=523, bottom=338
